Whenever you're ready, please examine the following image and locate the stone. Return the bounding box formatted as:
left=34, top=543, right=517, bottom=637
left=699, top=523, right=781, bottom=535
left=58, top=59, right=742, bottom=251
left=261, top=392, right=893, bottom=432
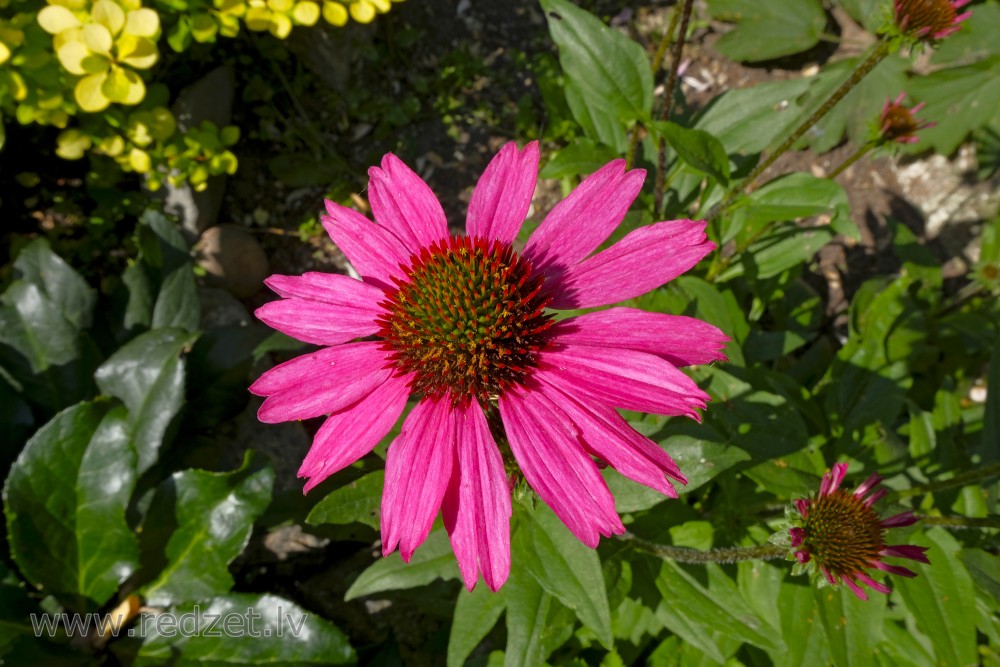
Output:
left=194, top=225, right=270, bottom=299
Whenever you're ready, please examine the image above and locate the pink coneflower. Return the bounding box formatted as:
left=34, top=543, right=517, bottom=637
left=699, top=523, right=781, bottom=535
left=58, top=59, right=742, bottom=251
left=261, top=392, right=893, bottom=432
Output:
left=894, top=0, right=971, bottom=40
left=789, top=463, right=930, bottom=601
left=879, top=93, right=935, bottom=144
left=251, top=142, right=726, bottom=591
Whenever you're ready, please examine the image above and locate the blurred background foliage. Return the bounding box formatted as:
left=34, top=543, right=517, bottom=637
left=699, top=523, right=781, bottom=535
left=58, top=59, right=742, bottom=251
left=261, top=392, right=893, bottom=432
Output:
left=1, top=0, right=999, bottom=665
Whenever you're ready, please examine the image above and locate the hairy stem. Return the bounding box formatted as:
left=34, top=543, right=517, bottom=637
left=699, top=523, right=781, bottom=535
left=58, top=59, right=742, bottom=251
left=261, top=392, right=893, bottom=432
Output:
left=653, top=0, right=694, bottom=215
left=620, top=532, right=787, bottom=563
left=893, top=462, right=1000, bottom=499
left=919, top=515, right=1000, bottom=529
left=828, top=141, right=875, bottom=178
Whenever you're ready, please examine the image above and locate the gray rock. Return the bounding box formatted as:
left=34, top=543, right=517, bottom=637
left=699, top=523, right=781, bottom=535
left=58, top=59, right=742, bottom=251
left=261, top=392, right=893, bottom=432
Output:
left=194, top=225, right=270, bottom=299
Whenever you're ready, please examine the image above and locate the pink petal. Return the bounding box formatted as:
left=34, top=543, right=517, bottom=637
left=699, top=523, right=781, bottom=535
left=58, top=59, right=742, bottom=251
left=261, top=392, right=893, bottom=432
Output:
left=534, top=374, right=686, bottom=496
left=381, top=396, right=456, bottom=561
left=842, top=576, right=869, bottom=601
left=466, top=141, right=539, bottom=244
left=881, top=511, right=918, bottom=528
left=794, top=549, right=810, bottom=563
left=820, top=463, right=848, bottom=496
left=795, top=499, right=810, bottom=518
left=871, top=560, right=917, bottom=577
left=524, top=160, right=644, bottom=274
left=855, top=572, right=890, bottom=594
left=537, top=346, right=709, bottom=419
left=298, top=372, right=412, bottom=492
left=255, top=298, right=380, bottom=346
left=250, top=342, right=393, bottom=423
left=881, top=544, right=930, bottom=563
left=322, top=200, right=411, bottom=289
left=863, top=487, right=888, bottom=507
left=545, top=307, right=729, bottom=367
left=367, top=153, right=449, bottom=255
left=853, top=472, right=882, bottom=498
left=547, top=219, right=715, bottom=309
left=442, top=399, right=512, bottom=591
left=790, top=527, right=805, bottom=547
left=264, top=272, right=386, bottom=305
left=498, top=386, right=624, bottom=547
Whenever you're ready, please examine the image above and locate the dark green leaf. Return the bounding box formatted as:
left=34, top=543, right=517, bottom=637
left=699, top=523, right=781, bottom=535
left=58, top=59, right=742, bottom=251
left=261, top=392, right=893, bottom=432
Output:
left=654, top=561, right=783, bottom=655
left=652, top=121, right=730, bottom=185
left=14, top=238, right=96, bottom=330
left=518, top=505, right=613, bottom=647
left=121, top=262, right=154, bottom=332
left=95, top=328, right=196, bottom=474
left=4, top=401, right=138, bottom=611
left=541, top=0, right=652, bottom=123
left=933, top=3, right=1000, bottom=66
left=896, top=529, right=977, bottom=667
left=345, top=528, right=458, bottom=600
left=564, top=81, right=629, bottom=152
left=540, top=137, right=620, bottom=179
left=152, top=266, right=200, bottom=332
left=696, top=78, right=811, bottom=154
left=125, top=594, right=354, bottom=665
left=741, top=173, right=849, bottom=230
left=708, top=0, right=827, bottom=62
left=959, top=548, right=1000, bottom=606
left=307, top=470, right=385, bottom=529
left=140, top=455, right=274, bottom=606
left=504, top=562, right=552, bottom=667
left=768, top=582, right=828, bottom=667
left=663, top=434, right=751, bottom=492
left=723, top=223, right=833, bottom=281
left=602, top=468, right=669, bottom=512
left=907, top=56, right=1000, bottom=155
left=813, top=583, right=886, bottom=667
left=983, top=337, right=1000, bottom=462
left=448, top=585, right=506, bottom=667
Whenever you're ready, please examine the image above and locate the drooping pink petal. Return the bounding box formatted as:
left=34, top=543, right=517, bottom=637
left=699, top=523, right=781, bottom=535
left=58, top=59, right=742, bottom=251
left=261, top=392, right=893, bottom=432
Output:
left=547, top=219, right=715, bottom=309
left=250, top=342, right=393, bottom=423
left=842, top=576, right=869, bottom=600
left=871, top=560, right=917, bottom=577
left=264, top=272, right=387, bottom=306
left=523, top=159, right=644, bottom=274
left=862, top=488, right=888, bottom=507
left=442, top=399, right=512, bottom=591
left=881, top=511, right=918, bottom=528
left=498, top=386, right=624, bottom=547
left=881, top=544, right=930, bottom=563
left=254, top=299, right=380, bottom=346
left=537, top=346, right=709, bottom=419
left=367, top=154, right=449, bottom=255
left=534, top=375, right=685, bottom=496
left=855, top=573, right=890, bottom=594
left=820, top=463, right=849, bottom=496
left=794, top=499, right=810, bottom=518
left=298, top=372, right=412, bottom=492
left=546, top=307, right=729, bottom=367
left=466, top=141, right=539, bottom=244
left=381, top=396, right=456, bottom=561
left=790, top=527, right=805, bottom=548
left=322, top=200, right=411, bottom=289
left=853, top=472, right=882, bottom=498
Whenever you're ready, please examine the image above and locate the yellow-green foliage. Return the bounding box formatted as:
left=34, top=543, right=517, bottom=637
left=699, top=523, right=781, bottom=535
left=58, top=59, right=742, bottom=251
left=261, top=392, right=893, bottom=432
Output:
left=1, top=0, right=402, bottom=184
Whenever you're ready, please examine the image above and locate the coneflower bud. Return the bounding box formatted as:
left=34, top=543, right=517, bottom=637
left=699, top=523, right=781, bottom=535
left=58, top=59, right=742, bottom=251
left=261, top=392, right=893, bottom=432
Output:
left=894, top=0, right=972, bottom=41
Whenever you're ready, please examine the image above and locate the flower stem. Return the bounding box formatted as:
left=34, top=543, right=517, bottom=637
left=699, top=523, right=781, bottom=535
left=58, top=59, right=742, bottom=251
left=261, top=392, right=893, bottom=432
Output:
left=828, top=141, right=875, bottom=179
left=892, top=462, right=1000, bottom=499
left=619, top=532, right=787, bottom=563
left=626, top=5, right=683, bottom=169
left=919, top=515, right=1000, bottom=529
left=707, top=38, right=892, bottom=221
left=653, top=0, right=694, bottom=215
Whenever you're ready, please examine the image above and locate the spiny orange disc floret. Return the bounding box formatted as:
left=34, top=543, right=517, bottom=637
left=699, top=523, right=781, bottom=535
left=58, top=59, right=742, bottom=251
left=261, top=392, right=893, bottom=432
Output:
left=377, top=235, right=553, bottom=403
left=881, top=104, right=920, bottom=141
left=801, top=489, right=886, bottom=578
left=895, top=0, right=965, bottom=37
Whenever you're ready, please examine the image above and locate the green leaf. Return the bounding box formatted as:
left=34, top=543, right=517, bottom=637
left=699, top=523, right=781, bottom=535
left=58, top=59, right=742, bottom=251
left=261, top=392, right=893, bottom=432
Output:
left=723, top=223, right=834, bottom=281
left=651, top=121, right=730, bottom=185
left=448, top=585, right=507, bottom=667
left=140, top=455, right=274, bottom=606
left=907, top=56, right=1000, bottom=155
left=517, top=505, right=613, bottom=648
left=708, top=0, right=827, bottom=62
left=659, top=434, right=751, bottom=493
left=307, top=470, right=385, bottom=529
left=813, top=584, right=886, bottom=667
left=896, top=529, right=977, bottom=667
left=959, top=548, right=1000, bottom=606
left=0, top=574, right=42, bottom=654
left=541, top=0, right=652, bottom=123
left=740, top=172, right=849, bottom=230
left=121, top=262, right=154, bottom=332
left=768, top=582, right=828, bottom=667
left=151, top=265, right=200, bottom=331
left=540, top=137, right=620, bottom=179
left=14, top=238, right=96, bottom=330
left=933, top=3, right=1000, bottom=66
left=602, top=467, right=669, bottom=512
left=654, top=561, right=783, bottom=656
left=125, top=594, right=355, bottom=665
left=504, top=562, right=552, bottom=667
left=984, top=336, right=1000, bottom=462
left=95, top=328, right=196, bottom=474
left=3, top=401, right=139, bottom=612
left=696, top=78, right=812, bottom=154
left=564, top=80, right=629, bottom=153
left=345, top=528, right=458, bottom=600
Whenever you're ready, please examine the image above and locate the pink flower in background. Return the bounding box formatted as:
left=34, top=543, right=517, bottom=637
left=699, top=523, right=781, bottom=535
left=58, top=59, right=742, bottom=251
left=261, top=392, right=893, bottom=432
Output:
left=894, top=0, right=971, bottom=40
left=789, top=463, right=930, bottom=601
left=879, top=93, right=935, bottom=144
left=251, top=141, right=726, bottom=591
